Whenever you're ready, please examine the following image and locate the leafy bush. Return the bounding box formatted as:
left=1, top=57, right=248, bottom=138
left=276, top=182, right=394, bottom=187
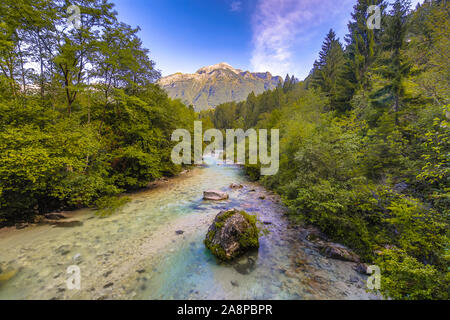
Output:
left=375, top=249, right=449, bottom=300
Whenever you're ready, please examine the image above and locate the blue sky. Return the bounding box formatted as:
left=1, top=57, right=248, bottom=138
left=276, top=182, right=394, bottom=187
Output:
left=112, top=0, right=423, bottom=80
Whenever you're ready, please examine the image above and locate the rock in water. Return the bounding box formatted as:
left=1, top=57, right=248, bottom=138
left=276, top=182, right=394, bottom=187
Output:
left=204, top=209, right=259, bottom=261
left=319, top=243, right=360, bottom=263
left=304, top=226, right=360, bottom=263
left=0, top=269, right=18, bottom=283
left=203, top=190, right=229, bottom=201
left=353, top=263, right=370, bottom=275
left=44, top=213, right=67, bottom=220
left=51, top=220, right=83, bottom=228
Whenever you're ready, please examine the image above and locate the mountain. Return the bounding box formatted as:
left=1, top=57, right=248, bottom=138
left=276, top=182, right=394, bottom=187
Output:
left=158, top=63, right=283, bottom=111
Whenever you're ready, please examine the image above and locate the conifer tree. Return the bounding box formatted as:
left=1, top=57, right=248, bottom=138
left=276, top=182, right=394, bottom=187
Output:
left=311, top=29, right=346, bottom=110
left=345, top=0, right=387, bottom=93
left=283, top=74, right=291, bottom=93
left=371, top=0, right=412, bottom=124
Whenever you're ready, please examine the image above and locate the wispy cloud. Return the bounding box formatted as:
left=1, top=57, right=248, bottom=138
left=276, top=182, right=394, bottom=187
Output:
left=230, top=1, right=242, bottom=12
left=250, top=0, right=353, bottom=77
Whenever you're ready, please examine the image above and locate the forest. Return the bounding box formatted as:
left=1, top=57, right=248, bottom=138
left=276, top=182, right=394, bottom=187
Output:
left=202, top=0, right=449, bottom=300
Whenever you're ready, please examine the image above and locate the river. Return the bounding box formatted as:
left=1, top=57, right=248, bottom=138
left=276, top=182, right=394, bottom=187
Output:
left=0, top=154, right=377, bottom=300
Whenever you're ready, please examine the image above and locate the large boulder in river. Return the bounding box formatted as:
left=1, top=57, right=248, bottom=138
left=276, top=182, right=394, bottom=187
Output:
left=204, top=209, right=259, bottom=261
left=203, top=190, right=229, bottom=201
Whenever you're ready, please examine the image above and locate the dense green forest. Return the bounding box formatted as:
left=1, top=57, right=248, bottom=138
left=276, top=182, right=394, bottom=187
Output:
left=203, top=0, right=449, bottom=300
left=0, top=0, right=197, bottom=224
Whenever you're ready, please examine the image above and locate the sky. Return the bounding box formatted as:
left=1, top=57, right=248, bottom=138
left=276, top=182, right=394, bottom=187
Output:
left=112, top=0, right=423, bottom=80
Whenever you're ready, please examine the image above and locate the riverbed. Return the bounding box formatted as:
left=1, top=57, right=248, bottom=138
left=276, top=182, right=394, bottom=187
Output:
left=0, top=155, right=378, bottom=300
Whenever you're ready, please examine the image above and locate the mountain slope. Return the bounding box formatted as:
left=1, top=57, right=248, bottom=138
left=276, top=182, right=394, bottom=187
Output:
left=158, top=63, right=282, bottom=111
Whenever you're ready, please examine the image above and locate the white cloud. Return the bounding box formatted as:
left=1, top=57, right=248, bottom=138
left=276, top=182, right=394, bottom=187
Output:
left=230, top=1, right=242, bottom=12
left=250, top=0, right=353, bottom=77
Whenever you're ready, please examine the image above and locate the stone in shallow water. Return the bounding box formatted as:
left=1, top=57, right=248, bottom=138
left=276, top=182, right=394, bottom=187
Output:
left=72, top=253, right=82, bottom=262
left=16, top=223, right=29, bottom=230
left=319, top=243, right=360, bottom=263
left=44, top=213, right=67, bottom=220
left=0, top=269, right=18, bottom=282
left=349, top=276, right=360, bottom=284
left=55, top=245, right=71, bottom=256
left=203, top=190, right=229, bottom=201
left=233, top=255, right=257, bottom=275
left=353, top=263, right=370, bottom=275
left=204, top=209, right=259, bottom=261
left=103, top=282, right=114, bottom=289
left=52, top=220, right=84, bottom=228
left=304, top=226, right=329, bottom=242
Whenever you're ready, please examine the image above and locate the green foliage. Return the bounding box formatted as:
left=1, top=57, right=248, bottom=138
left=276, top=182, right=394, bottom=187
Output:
left=375, top=248, right=448, bottom=300
left=244, top=162, right=262, bottom=181
left=0, top=0, right=196, bottom=224
left=383, top=194, right=447, bottom=265
left=416, top=105, right=450, bottom=212
left=407, top=2, right=450, bottom=105
left=207, top=81, right=300, bottom=130
left=95, top=196, right=131, bottom=217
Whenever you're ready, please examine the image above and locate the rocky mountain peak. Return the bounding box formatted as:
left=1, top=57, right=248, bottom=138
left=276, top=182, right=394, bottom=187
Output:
left=158, top=63, right=282, bottom=111
left=196, top=62, right=241, bottom=75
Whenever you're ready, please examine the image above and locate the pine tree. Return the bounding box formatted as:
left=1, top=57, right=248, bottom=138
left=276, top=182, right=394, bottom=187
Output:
left=344, top=0, right=387, bottom=93
left=283, top=74, right=291, bottom=93
left=371, top=0, right=412, bottom=124
left=318, top=29, right=337, bottom=68
left=290, top=75, right=297, bottom=85
left=311, top=29, right=346, bottom=110
left=311, top=29, right=337, bottom=87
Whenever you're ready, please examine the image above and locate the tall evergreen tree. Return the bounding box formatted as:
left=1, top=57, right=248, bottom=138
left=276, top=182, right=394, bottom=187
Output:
left=344, top=0, right=387, bottom=95
left=371, top=0, right=412, bottom=124
left=283, top=74, right=291, bottom=93
left=311, top=29, right=346, bottom=110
